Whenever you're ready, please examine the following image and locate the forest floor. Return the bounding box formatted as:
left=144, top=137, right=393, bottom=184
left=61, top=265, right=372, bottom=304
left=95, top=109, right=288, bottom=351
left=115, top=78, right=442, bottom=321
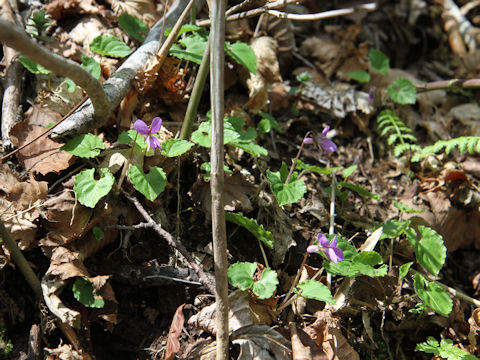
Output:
left=1, top=0, right=480, bottom=359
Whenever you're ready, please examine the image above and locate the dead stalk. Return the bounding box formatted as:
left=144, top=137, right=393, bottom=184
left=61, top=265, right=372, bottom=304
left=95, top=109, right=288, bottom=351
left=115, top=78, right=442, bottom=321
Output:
left=0, top=0, right=24, bottom=149
left=210, top=0, right=229, bottom=358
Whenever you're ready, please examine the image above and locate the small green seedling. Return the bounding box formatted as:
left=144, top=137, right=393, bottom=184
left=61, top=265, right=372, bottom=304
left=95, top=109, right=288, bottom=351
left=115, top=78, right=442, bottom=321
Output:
left=72, top=277, right=105, bottom=308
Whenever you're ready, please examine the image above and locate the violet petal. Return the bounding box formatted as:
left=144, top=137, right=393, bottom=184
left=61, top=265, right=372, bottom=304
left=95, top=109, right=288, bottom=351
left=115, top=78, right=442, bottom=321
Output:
left=317, top=233, right=329, bottom=248
left=307, top=245, right=320, bottom=253
left=134, top=120, right=149, bottom=135
left=151, top=135, right=162, bottom=150
left=321, top=126, right=330, bottom=137
left=329, top=247, right=344, bottom=263
left=330, top=235, right=338, bottom=248
left=320, top=139, right=337, bottom=153
left=146, top=135, right=154, bottom=152
left=151, top=117, right=162, bottom=133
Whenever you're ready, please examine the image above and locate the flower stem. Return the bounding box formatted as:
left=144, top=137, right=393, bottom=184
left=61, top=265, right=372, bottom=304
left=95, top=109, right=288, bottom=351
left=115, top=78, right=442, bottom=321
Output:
left=285, top=131, right=311, bottom=184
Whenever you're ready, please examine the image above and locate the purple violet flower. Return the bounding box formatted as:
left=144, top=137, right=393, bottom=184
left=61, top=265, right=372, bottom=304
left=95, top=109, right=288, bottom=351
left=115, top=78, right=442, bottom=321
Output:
left=307, top=233, right=344, bottom=263
left=320, top=126, right=337, bottom=153
left=134, top=117, right=162, bottom=152
left=303, top=137, right=314, bottom=144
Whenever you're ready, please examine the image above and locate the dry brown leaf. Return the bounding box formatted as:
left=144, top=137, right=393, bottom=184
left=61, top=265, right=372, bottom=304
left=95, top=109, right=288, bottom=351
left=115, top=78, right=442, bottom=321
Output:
left=41, top=277, right=82, bottom=327
left=68, top=16, right=112, bottom=51
left=448, top=103, right=480, bottom=136
left=240, top=37, right=281, bottom=113
left=0, top=164, right=19, bottom=194
left=45, top=0, right=102, bottom=20
left=165, top=304, right=185, bottom=360
left=468, top=308, right=480, bottom=348
left=231, top=324, right=291, bottom=360
left=305, top=310, right=360, bottom=360
left=190, top=173, right=256, bottom=220
left=0, top=197, right=38, bottom=251
left=9, top=106, right=73, bottom=175
left=300, top=36, right=342, bottom=78
left=40, top=189, right=92, bottom=248
left=7, top=178, right=47, bottom=210
left=189, top=290, right=275, bottom=335
left=290, top=324, right=328, bottom=360
left=462, top=157, right=480, bottom=179
left=419, top=191, right=480, bottom=252
left=45, top=343, right=84, bottom=360
left=106, top=0, right=159, bottom=26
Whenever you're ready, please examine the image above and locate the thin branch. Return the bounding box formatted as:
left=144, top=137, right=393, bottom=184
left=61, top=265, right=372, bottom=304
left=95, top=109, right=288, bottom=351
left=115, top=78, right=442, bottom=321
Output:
left=1, top=95, right=88, bottom=162
left=266, top=3, right=376, bottom=21
left=210, top=0, right=229, bottom=357
left=0, top=219, right=89, bottom=357
left=197, top=0, right=299, bottom=26
left=155, top=0, right=196, bottom=70
left=50, top=0, right=205, bottom=139
left=180, top=37, right=211, bottom=140
left=415, top=78, right=480, bottom=92
left=0, top=220, right=42, bottom=297
left=0, top=0, right=24, bottom=149
left=121, top=190, right=216, bottom=295
left=197, top=1, right=376, bottom=26
left=0, top=20, right=110, bottom=122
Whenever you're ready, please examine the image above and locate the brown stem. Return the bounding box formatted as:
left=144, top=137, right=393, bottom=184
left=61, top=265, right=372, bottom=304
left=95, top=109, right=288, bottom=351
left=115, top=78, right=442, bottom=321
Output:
left=285, top=131, right=311, bottom=184
left=121, top=190, right=216, bottom=295
left=210, top=0, right=229, bottom=357
left=416, top=78, right=480, bottom=92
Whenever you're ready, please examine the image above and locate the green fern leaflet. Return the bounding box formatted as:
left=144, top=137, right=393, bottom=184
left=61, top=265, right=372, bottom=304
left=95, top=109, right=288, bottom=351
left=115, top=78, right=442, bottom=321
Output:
left=377, top=110, right=420, bottom=157
left=412, top=137, right=480, bottom=162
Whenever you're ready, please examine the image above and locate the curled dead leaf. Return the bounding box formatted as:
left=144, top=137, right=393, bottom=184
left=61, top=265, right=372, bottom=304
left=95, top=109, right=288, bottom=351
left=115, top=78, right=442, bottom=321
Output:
left=190, top=173, right=256, bottom=221
left=240, top=37, right=281, bottom=113
left=165, top=304, right=185, bottom=360
left=188, top=290, right=275, bottom=335
left=9, top=105, right=73, bottom=175
left=304, top=310, right=360, bottom=360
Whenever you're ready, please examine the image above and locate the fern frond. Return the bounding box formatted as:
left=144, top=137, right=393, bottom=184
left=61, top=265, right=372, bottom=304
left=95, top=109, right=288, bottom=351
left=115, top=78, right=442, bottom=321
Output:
left=376, top=109, right=418, bottom=156
left=394, top=143, right=421, bottom=157
left=411, top=137, right=480, bottom=162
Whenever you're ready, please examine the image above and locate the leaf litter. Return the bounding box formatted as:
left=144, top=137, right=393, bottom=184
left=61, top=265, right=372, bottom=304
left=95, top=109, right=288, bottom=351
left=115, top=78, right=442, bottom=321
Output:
left=1, top=0, right=480, bottom=359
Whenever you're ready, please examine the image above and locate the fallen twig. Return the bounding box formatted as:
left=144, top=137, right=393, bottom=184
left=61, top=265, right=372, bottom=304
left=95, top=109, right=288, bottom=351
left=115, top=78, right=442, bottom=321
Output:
left=50, top=0, right=204, bottom=139
left=121, top=190, right=216, bottom=295
left=1, top=95, right=88, bottom=162
left=196, top=1, right=376, bottom=26
left=266, top=3, right=376, bottom=21
left=0, top=20, right=109, bottom=122
left=0, top=0, right=24, bottom=149
left=416, top=78, right=480, bottom=92
left=0, top=219, right=90, bottom=358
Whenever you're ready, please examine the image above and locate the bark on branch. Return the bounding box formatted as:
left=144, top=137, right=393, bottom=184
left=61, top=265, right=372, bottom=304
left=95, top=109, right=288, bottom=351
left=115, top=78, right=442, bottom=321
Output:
left=49, top=0, right=202, bottom=139
left=0, top=19, right=110, bottom=122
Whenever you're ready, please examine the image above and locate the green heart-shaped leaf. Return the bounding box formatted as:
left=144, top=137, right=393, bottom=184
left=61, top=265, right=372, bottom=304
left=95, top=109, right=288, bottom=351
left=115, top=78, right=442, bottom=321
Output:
left=74, top=168, right=114, bottom=208
left=62, top=133, right=105, bottom=158
left=161, top=139, right=194, bottom=157
left=128, top=165, right=166, bottom=201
